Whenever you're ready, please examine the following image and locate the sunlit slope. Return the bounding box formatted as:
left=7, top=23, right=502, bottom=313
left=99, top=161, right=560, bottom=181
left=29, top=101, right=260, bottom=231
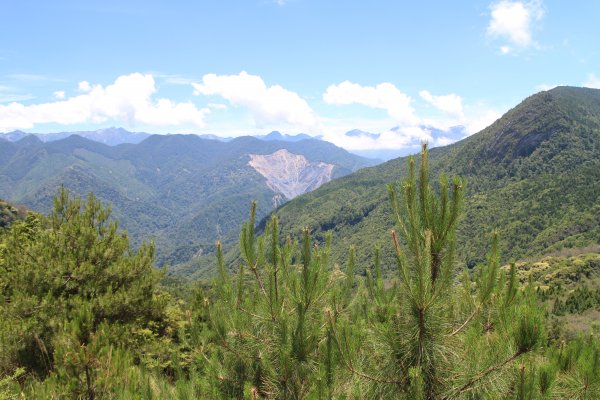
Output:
left=270, top=87, right=600, bottom=271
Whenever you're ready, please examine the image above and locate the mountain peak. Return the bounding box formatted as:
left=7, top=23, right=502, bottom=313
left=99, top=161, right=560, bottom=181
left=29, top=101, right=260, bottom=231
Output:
left=468, top=86, right=600, bottom=167
left=16, top=134, right=43, bottom=145
left=0, top=130, right=29, bottom=142
left=256, top=131, right=317, bottom=142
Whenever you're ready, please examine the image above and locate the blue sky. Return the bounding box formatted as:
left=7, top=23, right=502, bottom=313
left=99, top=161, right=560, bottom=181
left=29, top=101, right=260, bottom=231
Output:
left=1, top=0, right=599, bottom=151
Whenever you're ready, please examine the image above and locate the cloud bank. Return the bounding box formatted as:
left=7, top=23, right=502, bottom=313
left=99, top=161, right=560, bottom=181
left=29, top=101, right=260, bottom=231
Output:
left=0, top=71, right=504, bottom=154
left=192, top=71, right=320, bottom=132
left=419, top=90, right=464, bottom=118
left=0, top=73, right=209, bottom=132
left=323, top=81, right=418, bottom=125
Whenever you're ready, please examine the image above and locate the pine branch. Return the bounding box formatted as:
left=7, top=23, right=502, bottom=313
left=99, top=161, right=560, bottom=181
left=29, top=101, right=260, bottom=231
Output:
left=238, top=306, right=270, bottom=321
left=391, top=230, right=415, bottom=300
left=250, top=261, right=269, bottom=304
left=448, top=307, right=480, bottom=337
left=326, top=310, right=403, bottom=385
left=442, top=350, right=524, bottom=399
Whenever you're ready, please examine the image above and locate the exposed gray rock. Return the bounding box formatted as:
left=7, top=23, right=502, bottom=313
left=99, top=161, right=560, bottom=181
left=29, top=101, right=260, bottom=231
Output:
left=248, top=149, right=334, bottom=200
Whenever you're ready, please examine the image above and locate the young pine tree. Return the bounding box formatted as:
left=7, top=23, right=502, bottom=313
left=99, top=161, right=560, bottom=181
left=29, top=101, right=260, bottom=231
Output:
left=204, top=203, right=336, bottom=399
left=328, top=144, right=544, bottom=399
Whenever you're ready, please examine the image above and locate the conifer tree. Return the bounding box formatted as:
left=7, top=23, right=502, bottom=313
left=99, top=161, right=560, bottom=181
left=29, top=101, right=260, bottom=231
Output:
left=0, top=188, right=169, bottom=393
left=328, top=144, right=544, bottom=399
left=203, top=203, right=336, bottom=399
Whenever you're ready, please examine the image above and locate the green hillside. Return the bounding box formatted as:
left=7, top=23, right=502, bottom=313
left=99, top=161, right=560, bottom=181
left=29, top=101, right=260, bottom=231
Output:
left=512, top=248, right=600, bottom=338
left=4, top=156, right=600, bottom=398
left=264, top=87, right=600, bottom=273
left=0, top=134, right=375, bottom=267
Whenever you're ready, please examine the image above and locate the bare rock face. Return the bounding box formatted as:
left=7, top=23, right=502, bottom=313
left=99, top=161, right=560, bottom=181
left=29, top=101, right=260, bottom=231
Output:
left=248, top=149, right=335, bottom=200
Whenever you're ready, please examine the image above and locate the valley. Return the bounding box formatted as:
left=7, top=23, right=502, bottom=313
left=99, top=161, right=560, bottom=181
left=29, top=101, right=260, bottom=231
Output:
left=0, top=132, right=375, bottom=267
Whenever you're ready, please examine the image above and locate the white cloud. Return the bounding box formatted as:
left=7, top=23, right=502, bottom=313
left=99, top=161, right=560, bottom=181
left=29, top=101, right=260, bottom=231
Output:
left=323, top=81, right=418, bottom=125
left=321, top=81, right=503, bottom=152
left=192, top=71, right=320, bottom=132
left=0, top=73, right=209, bottom=132
left=435, top=136, right=455, bottom=146
left=583, top=73, right=600, bottom=89
left=487, top=0, right=544, bottom=54
left=462, top=108, right=502, bottom=134
left=78, top=81, right=92, bottom=92
left=322, top=125, right=432, bottom=151
left=53, top=90, right=65, bottom=99
left=417, top=89, right=501, bottom=136
left=419, top=90, right=464, bottom=118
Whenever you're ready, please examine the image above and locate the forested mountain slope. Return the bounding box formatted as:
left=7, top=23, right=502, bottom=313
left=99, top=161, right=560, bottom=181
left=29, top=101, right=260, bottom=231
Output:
left=267, top=86, right=600, bottom=272
left=0, top=133, right=375, bottom=266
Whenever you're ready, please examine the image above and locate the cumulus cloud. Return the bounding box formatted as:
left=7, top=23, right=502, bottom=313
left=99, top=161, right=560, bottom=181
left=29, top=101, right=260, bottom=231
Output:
left=208, top=103, right=228, bottom=110
left=78, top=81, right=92, bottom=92
left=0, top=73, right=209, bottom=132
left=487, top=0, right=544, bottom=54
left=323, top=81, right=418, bottom=125
left=192, top=71, right=320, bottom=132
left=321, top=81, right=503, bottom=152
left=419, top=90, right=464, bottom=118
left=583, top=73, right=600, bottom=89
left=322, top=125, right=432, bottom=151
left=53, top=90, right=65, bottom=99
left=435, top=136, right=455, bottom=146
left=462, top=108, right=502, bottom=134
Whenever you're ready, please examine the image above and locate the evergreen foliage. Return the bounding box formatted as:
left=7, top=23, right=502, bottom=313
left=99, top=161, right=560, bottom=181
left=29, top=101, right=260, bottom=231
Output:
left=1, top=144, right=599, bottom=399
left=325, top=145, right=543, bottom=399
left=0, top=189, right=175, bottom=398
left=0, top=200, right=26, bottom=229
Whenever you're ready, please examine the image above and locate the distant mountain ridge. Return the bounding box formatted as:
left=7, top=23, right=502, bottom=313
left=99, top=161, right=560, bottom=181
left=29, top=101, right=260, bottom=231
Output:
left=0, top=127, right=151, bottom=146
left=255, top=131, right=318, bottom=142
left=0, top=132, right=376, bottom=267
left=1, top=126, right=466, bottom=161
left=0, top=128, right=319, bottom=146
